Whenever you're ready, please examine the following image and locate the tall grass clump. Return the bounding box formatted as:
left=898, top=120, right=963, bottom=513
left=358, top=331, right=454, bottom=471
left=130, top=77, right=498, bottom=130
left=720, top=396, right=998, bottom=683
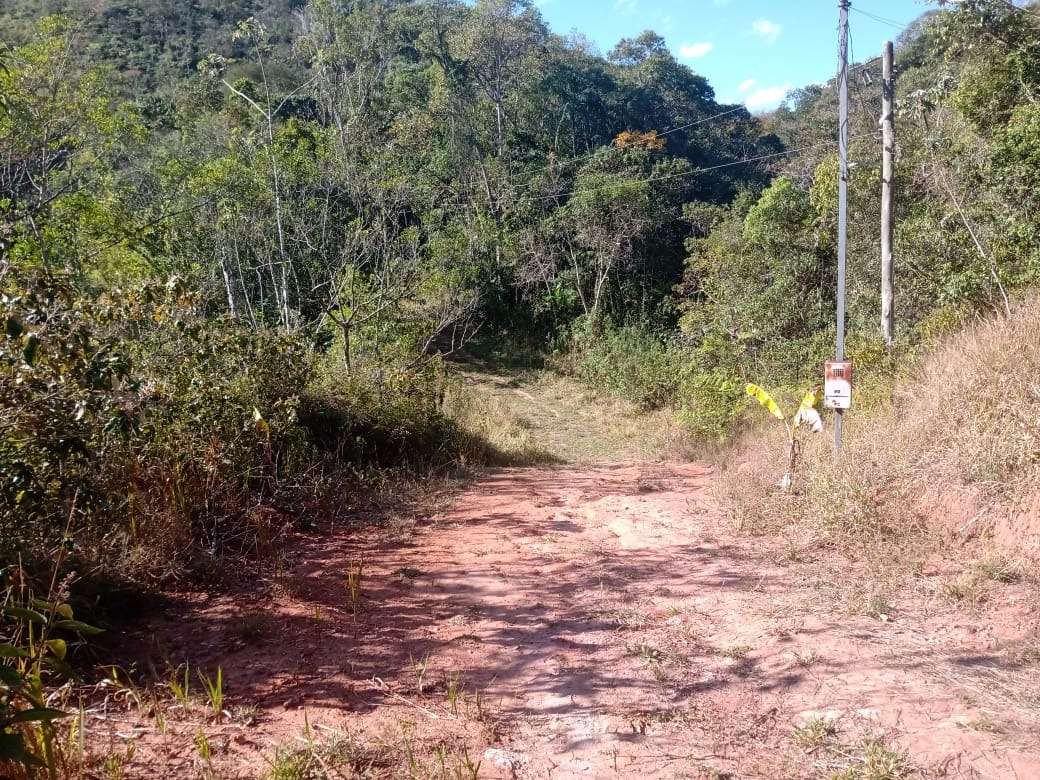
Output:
left=551, top=320, right=756, bottom=444
left=440, top=379, right=559, bottom=465
left=554, top=323, right=687, bottom=411
left=894, top=303, right=1040, bottom=491
left=553, top=320, right=809, bottom=443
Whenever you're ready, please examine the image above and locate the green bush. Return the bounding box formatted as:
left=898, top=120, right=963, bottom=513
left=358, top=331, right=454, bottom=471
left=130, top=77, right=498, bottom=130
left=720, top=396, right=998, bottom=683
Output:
left=0, top=275, right=314, bottom=582
left=555, top=323, right=684, bottom=411
left=556, top=321, right=758, bottom=439
left=299, top=357, right=502, bottom=472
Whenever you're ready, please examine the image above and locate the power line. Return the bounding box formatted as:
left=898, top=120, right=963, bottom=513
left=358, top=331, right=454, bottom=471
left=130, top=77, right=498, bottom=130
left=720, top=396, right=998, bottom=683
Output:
left=428, top=122, right=868, bottom=214
left=850, top=6, right=908, bottom=30
left=508, top=104, right=750, bottom=193
left=848, top=10, right=858, bottom=76
left=658, top=105, right=747, bottom=138
left=519, top=131, right=882, bottom=204
left=850, top=54, right=882, bottom=74
left=432, top=83, right=884, bottom=210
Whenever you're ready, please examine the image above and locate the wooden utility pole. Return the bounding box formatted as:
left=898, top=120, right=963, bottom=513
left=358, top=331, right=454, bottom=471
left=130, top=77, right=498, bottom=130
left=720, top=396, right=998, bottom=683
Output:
left=880, top=40, right=895, bottom=347
left=835, top=0, right=850, bottom=457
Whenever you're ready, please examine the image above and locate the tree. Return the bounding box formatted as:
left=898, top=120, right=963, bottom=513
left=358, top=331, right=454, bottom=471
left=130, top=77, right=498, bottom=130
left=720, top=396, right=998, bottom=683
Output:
left=198, top=17, right=321, bottom=331
left=562, top=145, right=660, bottom=324
left=0, top=15, right=146, bottom=282
left=454, top=0, right=548, bottom=161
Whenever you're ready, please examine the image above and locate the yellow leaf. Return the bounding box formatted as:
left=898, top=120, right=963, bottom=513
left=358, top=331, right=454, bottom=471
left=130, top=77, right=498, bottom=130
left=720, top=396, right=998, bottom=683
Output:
left=745, top=383, right=785, bottom=420
left=46, top=639, right=67, bottom=661
left=252, top=407, right=270, bottom=442
left=798, top=387, right=822, bottom=414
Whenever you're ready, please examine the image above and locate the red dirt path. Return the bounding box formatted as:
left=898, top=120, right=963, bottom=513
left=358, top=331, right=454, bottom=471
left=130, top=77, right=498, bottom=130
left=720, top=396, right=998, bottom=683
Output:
left=95, top=458, right=1040, bottom=779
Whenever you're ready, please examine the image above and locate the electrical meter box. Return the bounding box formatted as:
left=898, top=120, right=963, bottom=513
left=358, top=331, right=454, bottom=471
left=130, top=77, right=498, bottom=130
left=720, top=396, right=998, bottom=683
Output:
left=824, top=359, right=853, bottom=409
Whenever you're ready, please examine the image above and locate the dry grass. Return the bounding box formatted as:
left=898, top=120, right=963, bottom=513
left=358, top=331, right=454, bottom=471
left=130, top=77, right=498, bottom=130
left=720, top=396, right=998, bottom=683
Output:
left=717, top=297, right=1040, bottom=562
left=974, top=556, right=1026, bottom=584
left=717, top=426, right=925, bottom=558
left=444, top=367, right=694, bottom=464
left=442, top=376, right=558, bottom=465
left=893, top=299, right=1040, bottom=492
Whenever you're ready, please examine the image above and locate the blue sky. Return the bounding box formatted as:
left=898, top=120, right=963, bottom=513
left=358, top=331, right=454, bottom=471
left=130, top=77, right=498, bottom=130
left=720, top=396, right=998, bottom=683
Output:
left=533, top=0, right=935, bottom=110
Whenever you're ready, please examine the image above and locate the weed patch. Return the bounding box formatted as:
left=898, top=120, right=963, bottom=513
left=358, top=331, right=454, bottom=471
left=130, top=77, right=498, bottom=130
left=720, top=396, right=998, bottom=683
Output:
left=793, top=725, right=913, bottom=780
left=974, top=557, right=1024, bottom=584
left=942, top=574, right=989, bottom=609
left=793, top=715, right=837, bottom=752
left=265, top=728, right=393, bottom=780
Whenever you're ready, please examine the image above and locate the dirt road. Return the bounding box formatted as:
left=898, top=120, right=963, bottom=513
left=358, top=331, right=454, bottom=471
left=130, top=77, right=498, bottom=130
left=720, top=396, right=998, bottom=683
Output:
left=103, top=371, right=1040, bottom=779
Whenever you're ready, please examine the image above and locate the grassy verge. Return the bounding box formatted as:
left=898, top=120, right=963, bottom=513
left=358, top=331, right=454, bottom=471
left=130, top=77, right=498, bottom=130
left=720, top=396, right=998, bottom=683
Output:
left=718, top=298, right=1040, bottom=564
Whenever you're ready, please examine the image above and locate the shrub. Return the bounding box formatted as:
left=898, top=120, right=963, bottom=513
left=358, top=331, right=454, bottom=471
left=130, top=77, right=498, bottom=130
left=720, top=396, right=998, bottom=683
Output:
left=301, top=357, right=489, bottom=471
left=555, top=322, right=685, bottom=411
left=0, top=275, right=314, bottom=582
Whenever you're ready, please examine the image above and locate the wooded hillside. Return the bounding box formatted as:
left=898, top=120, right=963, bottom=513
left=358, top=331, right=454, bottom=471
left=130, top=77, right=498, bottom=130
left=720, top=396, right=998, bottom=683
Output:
left=2, top=1, right=1040, bottom=772
left=2, top=0, right=1038, bottom=577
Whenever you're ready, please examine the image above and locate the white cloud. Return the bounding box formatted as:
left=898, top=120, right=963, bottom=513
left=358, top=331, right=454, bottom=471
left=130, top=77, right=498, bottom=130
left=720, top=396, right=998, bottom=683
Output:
left=738, top=78, right=757, bottom=92
left=679, top=41, right=713, bottom=59
left=751, top=18, right=782, bottom=43
left=744, top=82, right=791, bottom=109
left=614, top=0, right=638, bottom=12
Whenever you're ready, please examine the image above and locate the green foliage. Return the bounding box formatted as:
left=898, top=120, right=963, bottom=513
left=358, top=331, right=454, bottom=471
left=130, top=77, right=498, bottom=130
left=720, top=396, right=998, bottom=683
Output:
left=553, top=322, right=748, bottom=441
left=196, top=667, right=224, bottom=721
left=300, top=358, right=505, bottom=472
left=673, top=370, right=745, bottom=441
left=15, top=3, right=1040, bottom=772
left=668, top=0, right=1040, bottom=445
left=1, top=275, right=135, bottom=556
left=0, top=275, right=314, bottom=580
left=1, top=5, right=1039, bottom=770
left=676, top=182, right=835, bottom=411
left=2, top=0, right=786, bottom=379
left=1, top=559, right=102, bottom=778
left=0, top=15, right=148, bottom=279
left=0, top=0, right=303, bottom=95
left=310, top=356, right=564, bottom=473
left=558, top=323, right=684, bottom=411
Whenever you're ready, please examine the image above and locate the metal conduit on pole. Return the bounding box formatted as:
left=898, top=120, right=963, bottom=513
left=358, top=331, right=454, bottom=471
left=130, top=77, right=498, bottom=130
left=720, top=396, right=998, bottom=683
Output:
left=880, top=39, right=895, bottom=348
left=834, top=0, right=850, bottom=457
